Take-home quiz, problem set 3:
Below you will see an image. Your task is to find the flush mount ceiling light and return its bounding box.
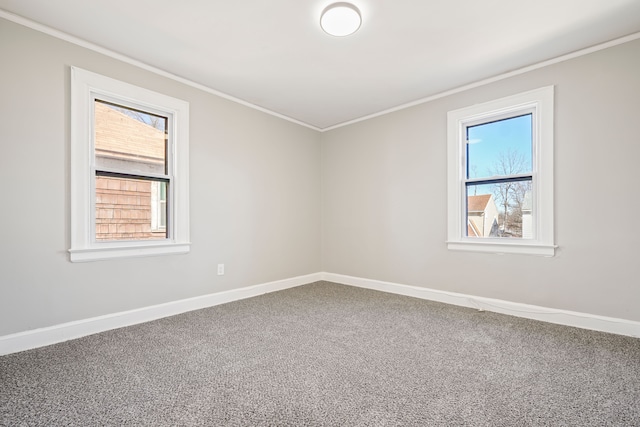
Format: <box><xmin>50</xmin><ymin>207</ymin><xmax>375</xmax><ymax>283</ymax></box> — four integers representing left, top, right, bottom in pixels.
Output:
<box><xmin>320</xmin><ymin>3</ymin><xmax>362</xmax><ymax>37</ymax></box>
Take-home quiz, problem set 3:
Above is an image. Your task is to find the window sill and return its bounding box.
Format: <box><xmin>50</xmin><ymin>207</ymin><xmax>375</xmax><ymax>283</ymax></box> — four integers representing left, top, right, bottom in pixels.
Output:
<box><xmin>447</xmin><ymin>240</ymin><xmax>556</xmax><ymax>257</ymax></box>
<box><xmin>69</xmin><ymin>242</ymin><xmax>190</xmax><ymax>262</ymax></box>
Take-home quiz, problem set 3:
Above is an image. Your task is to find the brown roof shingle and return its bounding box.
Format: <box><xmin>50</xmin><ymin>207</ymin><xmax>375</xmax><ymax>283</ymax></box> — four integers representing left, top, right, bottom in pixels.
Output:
<box><xmin>468</xmin><ymin>194</ymin><xmax>491</xmax><ymax>212</ymax></box>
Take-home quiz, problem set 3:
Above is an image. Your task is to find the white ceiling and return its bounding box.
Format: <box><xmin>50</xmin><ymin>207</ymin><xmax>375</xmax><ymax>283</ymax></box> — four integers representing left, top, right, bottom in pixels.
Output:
<box><xmin>2</xmin><ymin>0</ymin><xmax>640</xmax><ymax>130</ymax></box>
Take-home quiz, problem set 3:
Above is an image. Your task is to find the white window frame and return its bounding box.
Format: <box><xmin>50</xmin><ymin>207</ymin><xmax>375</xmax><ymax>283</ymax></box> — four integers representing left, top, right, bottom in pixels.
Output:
<box><xmin>447</xmin><ymin>86</ymin><xmax>555</xmax><ymax>256</ymax></box>
<box><xmin>70</xmin><ymin>67</ymin><xmax>190</xmax><ymax>262</ymax></box>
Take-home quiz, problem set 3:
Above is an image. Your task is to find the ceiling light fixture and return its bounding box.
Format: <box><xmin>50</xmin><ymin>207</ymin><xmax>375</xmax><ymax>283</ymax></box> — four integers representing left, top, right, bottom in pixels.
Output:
<box><xmin>320</xmin><ymin>3</ymin><xmax>362</xmax><ymax>37</ymax></box>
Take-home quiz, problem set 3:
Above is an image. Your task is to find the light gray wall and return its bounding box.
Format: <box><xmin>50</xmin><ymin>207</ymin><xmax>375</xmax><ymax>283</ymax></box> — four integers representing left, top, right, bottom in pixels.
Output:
<box><xmin>321</xmin><ymin>38</ymin><xmax>640</xmax><ymax>322</ymax></box>
<box><xmin>0</xmin><ymin>19</ymin><xmax>321</xmax><ymax>336</ymax></box>
<box><xmin>2</xmin><ymin>16</ymin><xmax>639</xmax><ymax>338</ymax></box>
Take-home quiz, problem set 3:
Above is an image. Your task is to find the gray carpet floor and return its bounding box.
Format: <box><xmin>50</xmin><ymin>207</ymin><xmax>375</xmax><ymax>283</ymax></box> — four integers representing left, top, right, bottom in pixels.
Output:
<box><xmin>1</xmin><ymin>281</ymin><xmax>639</xmax><ymax>426</ymax></box>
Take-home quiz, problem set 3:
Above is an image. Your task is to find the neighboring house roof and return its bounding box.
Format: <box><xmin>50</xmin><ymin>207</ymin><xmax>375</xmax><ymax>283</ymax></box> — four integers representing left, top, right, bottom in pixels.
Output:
<box><xmin>468</xmin><ymin>194</ymin><xmax>492</xmax><ymax>213</ymax></box>
<box><xmin>94</xmin><ymin>101</ymin><xmax>165</xmax><ymax>162</ymax></box>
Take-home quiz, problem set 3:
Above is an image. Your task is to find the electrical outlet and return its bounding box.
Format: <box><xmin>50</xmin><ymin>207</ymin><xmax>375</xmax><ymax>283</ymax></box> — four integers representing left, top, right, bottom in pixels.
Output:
<box><xmin>217</xmin><ymin>264</ymin><xmax>224</xmax><ymax>275</ymax></box>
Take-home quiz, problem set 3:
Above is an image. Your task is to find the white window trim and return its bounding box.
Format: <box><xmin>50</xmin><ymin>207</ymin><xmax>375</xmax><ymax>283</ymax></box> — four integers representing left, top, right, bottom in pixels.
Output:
<box><xmin>70</xmin><ymin>67</ymin><xmax>190</xmax><ymax>262</ymax></box>
<box><xmin>447</xmin><ymin>86</ymin><xmax>555</xmax><ymax>256</ymax></box>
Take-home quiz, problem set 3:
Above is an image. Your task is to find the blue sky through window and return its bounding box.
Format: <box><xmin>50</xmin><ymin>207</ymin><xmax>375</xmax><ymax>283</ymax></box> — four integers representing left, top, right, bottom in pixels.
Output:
<box><xmin>466</xmin><ymin>114</ymin><xmax>532</xmax><ymax>180</ymax></box>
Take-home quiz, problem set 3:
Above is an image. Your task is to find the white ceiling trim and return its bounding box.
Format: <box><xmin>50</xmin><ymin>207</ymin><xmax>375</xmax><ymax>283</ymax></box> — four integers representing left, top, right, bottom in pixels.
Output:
<box><xmin>0</xmin><ymin>9</ymin><xmax>322</xmax><ymax>132</ymax></box>
<box><xmin>3</xmin><ymin>9</ymin><xmax>639</xmax><ymax>133</ymax></box>
<box><xmin>322</xmin><ymin>31</ymin><xmax>640</xmax><ymax>132</ymax></box>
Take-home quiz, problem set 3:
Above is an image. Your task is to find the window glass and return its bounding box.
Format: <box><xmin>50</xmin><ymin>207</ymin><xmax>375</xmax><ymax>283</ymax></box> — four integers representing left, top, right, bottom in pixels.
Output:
<box><xmin>95</xmin><ymin>176</ymin><xmax>168</xmax><ymax>241</ymax></box>
<box><xmin>465</xmin><ymin>114</ymin><xmax>533</xmax><ymax>239</ymax></box>
<box><xmin>151</xmin><ymin>181</ymin><xmax>168</xmax><ymax>232</ymax></box>
<box><xmin>466</xmin><ymin>114</ymin><xmax>532</xmax><ymax>179</ymax></box>
<box><xmin>93</xmin><ymin>100</ymin><xmax>169</xmax><ymax>242</ymax></box>
<box><xmin>94</xmin><ymin>100</ymin><xmax>167</xmax><ymax>175</ymax></box>
<box><xmin>465</xmin><ymin>179</ymin><xmax>532</xmax><ymax>238</ymax></box>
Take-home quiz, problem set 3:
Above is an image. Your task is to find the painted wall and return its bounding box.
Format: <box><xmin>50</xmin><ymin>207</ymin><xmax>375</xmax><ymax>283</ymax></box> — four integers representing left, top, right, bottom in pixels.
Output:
<box><xmin>2</xmin><ymin>15</ymin><xmax>639</xmax><ymax>339</ymax></box>
<box><xmin>321</xmin><ymin>38</ymin><xmax>640</xmax><ymax>322</ymax></box>
<box><xmin>0</xmin><ymin>19</ymin><xmax>321</xmax><ymax>336</ymax></box>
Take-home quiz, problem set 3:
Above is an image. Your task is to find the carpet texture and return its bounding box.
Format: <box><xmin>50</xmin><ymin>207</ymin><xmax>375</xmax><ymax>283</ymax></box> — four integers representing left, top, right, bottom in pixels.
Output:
<box><xmin>1</xmin><ymin>281</ymin><xmax>639</xmax><ymax>426</ymax></box>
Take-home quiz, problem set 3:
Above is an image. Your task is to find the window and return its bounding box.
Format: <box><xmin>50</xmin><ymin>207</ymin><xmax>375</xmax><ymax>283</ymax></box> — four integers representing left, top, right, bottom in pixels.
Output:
<box><xmin>70</xmin><ymin>67</ymin><xmax>190</xmax><ymax>262</ymax></box>
<box><xmin>447</xmin><ymin>86</ymin><xmax>555</xmax><ymax>256</ymax></box>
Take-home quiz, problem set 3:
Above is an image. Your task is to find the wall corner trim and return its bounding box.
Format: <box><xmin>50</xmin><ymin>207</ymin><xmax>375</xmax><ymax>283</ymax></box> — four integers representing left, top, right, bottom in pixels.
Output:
<box><xmin>0</xmin><ymin>273</ymin><xmax>322</xmax><ymax>356</ymax></box>
<box><xmin>321</xmin><ymin>272</ymin><xmax>640</xmax><ymax>339</ymax></box>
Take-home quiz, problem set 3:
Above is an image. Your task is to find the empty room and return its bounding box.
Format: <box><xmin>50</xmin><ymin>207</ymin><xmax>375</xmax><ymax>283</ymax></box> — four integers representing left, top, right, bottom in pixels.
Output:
<box><xmin>1</xmin><ymin>1</ymin><xmax>639</xmax><ymax>425</ymax></box>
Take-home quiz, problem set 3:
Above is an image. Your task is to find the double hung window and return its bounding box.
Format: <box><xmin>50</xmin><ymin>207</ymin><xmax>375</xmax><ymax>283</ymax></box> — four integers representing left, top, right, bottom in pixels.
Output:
<box><xmin>70</xmin><ymin>67</ymin><xmax>190</xmax><ymax>262</ymax></box>
<box><xmin>447</xmin><ymin>86</ymin><xmax>555</xmax><ymax>256</ymax></box>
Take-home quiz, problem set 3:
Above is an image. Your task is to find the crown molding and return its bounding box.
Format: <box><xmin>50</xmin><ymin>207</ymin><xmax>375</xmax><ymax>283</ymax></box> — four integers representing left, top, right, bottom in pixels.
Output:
<box><xmin>0</xmin><ymin>9</ymin><xmax>322</xmax><ymax>132</ymax></box>
<box><xmin>2</xmin><ymin>9</ymin><xmax>639</xmax><ymax>132</ymax></box>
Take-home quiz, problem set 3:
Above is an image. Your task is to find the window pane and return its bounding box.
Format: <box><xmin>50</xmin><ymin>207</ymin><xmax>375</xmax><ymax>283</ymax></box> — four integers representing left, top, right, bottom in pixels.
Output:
<box><xmin>94</xmin><ymin>100</ymin><xmax>167</xmax><ymax>175</ymax></box>
<box><xmin>466</xmin><ymin>114</ymin><xmax>532</xmax><ymax>179</ymax></box>
<box><xmin>466</xmin><ymin>179</ymin><xmax>532</xmax><ymax>238</ymax></box>
<box><xmin>151</xmin><ymin>181</ymin><xmax>168</xmax><ymax>232</ymax></box>
<box><xmin>95</xmin><ymin>175</ymin><xmax>168</xmax><ymax>241</ymax></box>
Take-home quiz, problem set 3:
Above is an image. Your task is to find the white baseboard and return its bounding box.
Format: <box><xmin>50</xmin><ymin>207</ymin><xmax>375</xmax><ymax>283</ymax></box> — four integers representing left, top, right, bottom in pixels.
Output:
<box><xmin>3</xmin><ymin>271</ymin><xmax>637</xmax><ymax>356</ymax></box>
<box><xmin>0</xmin><ymin>273</ymin><xmax>322</xmax><ymax>356</ymax></box>
<box><xmin>322</xmin><ymin>272</ymin><xmax>640</xmax><ymax>339</ymax></box>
